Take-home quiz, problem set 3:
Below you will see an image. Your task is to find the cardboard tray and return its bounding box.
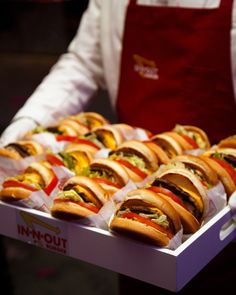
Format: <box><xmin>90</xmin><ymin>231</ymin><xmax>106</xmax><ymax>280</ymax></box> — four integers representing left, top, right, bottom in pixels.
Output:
<box><xmin>0</xmin><ymin>200</ymin><xmax>236</xmax><ymax>292</ymax></box>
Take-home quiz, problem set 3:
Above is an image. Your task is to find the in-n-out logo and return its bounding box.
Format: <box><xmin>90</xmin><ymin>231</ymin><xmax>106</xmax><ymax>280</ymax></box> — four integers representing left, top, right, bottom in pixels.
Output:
<box><xmin>133</xmin><ymin>54</ymin><xmax>159</xmax><ymax>80</ymax></box>
<box><xmin>17</xmin><ymin>211</ymin><xmax>68</xmax><ymax>255</ymax></box>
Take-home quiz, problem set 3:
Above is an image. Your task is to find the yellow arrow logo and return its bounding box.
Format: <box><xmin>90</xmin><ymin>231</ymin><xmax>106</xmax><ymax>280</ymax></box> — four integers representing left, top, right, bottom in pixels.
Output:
<box><xmin>20</xmin><ymin>211</ymin><xmax>61</xmax><ymax>235</ymax></box>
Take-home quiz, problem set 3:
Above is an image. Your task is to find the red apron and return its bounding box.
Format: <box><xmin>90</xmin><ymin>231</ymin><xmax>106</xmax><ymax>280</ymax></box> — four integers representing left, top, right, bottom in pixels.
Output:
<box><xmin>116</xmin><ymin>0</ymin><xmax>236</xmax><ymax>144</ymax></box>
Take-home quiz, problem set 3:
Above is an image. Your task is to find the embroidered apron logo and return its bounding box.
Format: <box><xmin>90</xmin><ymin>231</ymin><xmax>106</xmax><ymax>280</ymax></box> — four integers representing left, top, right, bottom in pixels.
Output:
<box><xmin>133</xmin><ymin>54</ymin><xmax>159</xmax><ymax>80</ymax></box>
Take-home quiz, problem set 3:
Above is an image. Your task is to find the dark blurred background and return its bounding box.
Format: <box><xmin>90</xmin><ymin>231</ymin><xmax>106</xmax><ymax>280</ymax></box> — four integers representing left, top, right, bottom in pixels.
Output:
<box><xmin>0</xmin><ymin>1</ymin><xmax>118</xmax><ymax>294</ymax></box>
<box><xmin>0</xmin><ymin>0</ymin><xmax>116</xmax><ymax>134</ymax></box>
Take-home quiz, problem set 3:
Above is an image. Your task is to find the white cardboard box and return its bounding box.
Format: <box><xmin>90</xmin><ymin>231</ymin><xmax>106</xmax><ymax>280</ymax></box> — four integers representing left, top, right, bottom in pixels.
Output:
<box><xmin>0</xmin><ymin>200</ymin><xmax>235</xmax><ymax>292</ymax></box>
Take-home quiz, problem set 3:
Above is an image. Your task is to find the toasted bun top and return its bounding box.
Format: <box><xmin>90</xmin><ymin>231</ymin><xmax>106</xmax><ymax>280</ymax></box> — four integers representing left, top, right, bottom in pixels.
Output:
<box><xmin>171</xmin><ymin>154</ymin><xmax>219</xmax><ymax>186</ymax></box>
<box><xmin>17</xmin><ymin>140</ymin><xmax>44</xmax><ymax>155</ymax></box>
<box><xmin>217</xmin><ymin>135</ymin><xmax>236</xmax><ymax>149</ymax></box>
<box><xmin>114</xmin><ymin>140</ymin><xmax>158</xmax><ymax>172</ymax></box>
<box><xmin>27</xmin><ymin>161</ymin><xmax>54</xmax><ymax>186</ymax></box>
<box><xmin>63</xmin><ymin>175</ymin><xmax>109</xmax><ymax>204</ymax></box>
<box><xmin>164</xmin><ymin>131</ymin><xmax>194</xmax><ymax>150</ymax></box>
<box><xmin>59</xmin><ymin>118</ymin><xmax>89</xmax><ymax>135</ymax></box>
<box><xmin>0</xmin><ymin>140</ymin><xmax>44</xmax><ymax>159</ymax></box>
<box><xmin>151</xmin><ymin>133</ymin><xmax>183</xmax><ymax>158</ymax></box>
<box><xmin>75</xmin><ymin>112</ymin><xmax>109</xmax><ymax>129</ymax></box>
<box><xmin>156</xmin><ymin>166</ymin><xmax>208</xmax><ymax>219</ymax></box>
<box><xmin>92</xmin><ymin>125</ymin><xmax>124</xmax><ymax>149</ymax></box>
<box><xmin>144</xmin><ymin>141</ymin><xmax>170</xmax><ymax>165</ymax></box>
<box><xmin>57</xmin><ymin>124</ymin><xmax>79</xmax><ymax>136</ymax></box>
<box><xmin>124</xmin><ymin>188</ymin><xmax>181</xmax><ymax>233</ymax></box>
<box><xmin>201</xmin><ymin>156</ymin><xmax>236</xmax><ymax>197</ymax></box>
<box><xmin>201</xmin><ymin>147</ymin><xmax>236</xmax><ymax>158</ymax></box>
<box><xmin>89</xmin><ymin>158</ymin><xmax>130</xmax><ymax>186</ymax></box>
<box><xmin>0</xmin><ymin>147</ymin><xmax>22</xmax><ymax>159</ymax></box>
<box><xmin>64</xmin><ymin>142</ymin><xmax>99</xmax><ymax>155</ymax></box>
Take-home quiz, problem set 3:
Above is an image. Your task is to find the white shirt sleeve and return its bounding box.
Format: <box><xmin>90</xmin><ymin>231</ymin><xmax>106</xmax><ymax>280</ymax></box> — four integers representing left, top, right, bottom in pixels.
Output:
<box><xmin>13</xmin><ymin>0</ymin><xmax>104</xmax><ymax>126</ymax></box>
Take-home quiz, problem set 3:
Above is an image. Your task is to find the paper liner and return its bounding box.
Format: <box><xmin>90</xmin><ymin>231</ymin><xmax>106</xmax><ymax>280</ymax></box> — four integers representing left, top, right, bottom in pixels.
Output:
<box><xmin>0</xmin><ymin>154</ymin><xmax>46</xmax><ymax>179</ymax></box>
<box><xmin>93</xmin><ymin>148</ymin><xmax>111</xmax><ymax>159</ymax></box>
<box><xmin>203</xmin><ymin>182</ymin><xmax>227</xmax><ymax>224</ymax></box>
<box><xmin>4</xmin><ymin>190</ymin><xmax>52</xmax><ymax>213</ymax></box>
<box><xmin>31</xmin><ymin>133</ymin><xmax>68</xmax><ymax>153</ymax></box>
<box><xmin>228</xmin><ymin>191</ymin><xmax>236</xmax><ymax>222</ymax></box>
<box><xmin>80</xmin><ymin>180</ymin><xmax>138</xmax><ymax>229</ymax></box>
<box><xmin>0</xmin><ymin>165</ymin><xmax>75</xmax><ymax>213</ymax></box>
<box><xmin>167</xmin><ymin>227</ymin><xmax>183</xmax><ymax>250</ymax></box>
<box><xmin>119</xmin><ymin>127</ymin><xmax>149</xmax><ymax>141</ymax></box>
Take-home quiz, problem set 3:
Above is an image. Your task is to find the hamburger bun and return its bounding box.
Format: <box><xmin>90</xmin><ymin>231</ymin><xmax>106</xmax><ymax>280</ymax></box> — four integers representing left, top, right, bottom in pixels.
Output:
<box><xmin>0</xmin><ymin>140</ymin><xmax>44</xmax><ymax>159</ymax></box>
<box><xmin>0</xmin><ymin>161</ymin><xmax>55</xmax><ymax>201</ymax></box>
<box><xmin>109</xmin><ymin>140</ymin><xmax>158</xmax><ymax>182</ymax></box>
<box><xmin>51</xmin><ymin>175</ymin><xmax>109</xmax><ymax>219</ymax></box>
<box><xmin>151</xmin><ymin>133</ymin><xmax>183</xmax><ymax>159</ymax></box>
<box><xmin>110</xmin><ymin>188</ymin><xmax>181</xmax><ymax>247</ymax></box>
<box><xmin>201</xmin><ymin>148</ymin><xmax>236</xmax><ymax>197</ymax></box>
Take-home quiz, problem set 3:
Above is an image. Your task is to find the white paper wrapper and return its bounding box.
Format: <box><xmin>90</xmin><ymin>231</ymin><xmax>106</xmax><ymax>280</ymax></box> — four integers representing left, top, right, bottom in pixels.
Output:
<box><xmin>184</xmin><ymin>148</ymin><xmax>205</xmax><ymax>156</ymax></box>
<box><xmin>203</xmin><ymin>181</ymin><xmax>227</xmax><ymax>224</ymax></box>
<box><xmin>83</xmin><ymin>180</ymin><xmax>138</xmax><ymax>229</ymax></box>
<box><xmin>0</xmin><ymin>154</ymin><xmax>46</xmax><ymax>180</ymax></box>
<box><xmin>132</xmin><ymin>128</ymin><xmax>150</xmax><ymax>140</ymax></box>
<box><xmin>167</xmin><ymin>227</ymin><xmax>183</xmax><ymax>250</ymax></box>
<box><xmin>118</xmin><ymin>127</ymin><xmax>149</xmax><ymax>141</ymax></box>
<box><xmin>51</xmin><ymin>166</ymin><xmax>75</xmax><ymax>189</ymax></box>
<box><xmin>31</xmin><ymin>133</ymin><xmax>68</xmax><ymax>153</ymax></box>
<box><xmin>6</xmin><ymin>190</ymin><xmax>52</xmax><ymax>213</ymax></box>
<box><xmin>228</xmin><ymin>191</ymin><xmax>236</xmax><ymax>222</ymax></box>
<box><xmin>94</xmin><ymin>148</ymin><xmax>111</xmax><ymax>159</ymax></box>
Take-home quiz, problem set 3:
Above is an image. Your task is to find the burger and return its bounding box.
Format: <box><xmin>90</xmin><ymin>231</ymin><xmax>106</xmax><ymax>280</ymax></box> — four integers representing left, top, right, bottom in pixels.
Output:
<box><xmin>109</xmin><ymin>188</ymin><xmax>181</xmax><ymax>247</ymax></box>
<box><xmin>143</xmin><ymin>140</ymin><xmax>171</xmax><ymax>165</ymax></box>
<box><xmin>73</xmin><ymin>112</ymin><xmax>109</xmax><ymax>129</ymax></box>
<box><xmin>0</xmin><ymin>140</ymin><xmax>44</xmax><ymax>159</ymax></box>
<box><xmin>149</xmin><ymin>165</ymin><xmax>209</xmax><ymax>233</ymax></box>
<box><xmin>82</xmin><ymin>125</ymin><xmax>125</xmax><ymax>150</ymax></box>
<box><xmin>170</xmin><ymin>154</ymin><xmax>219</xmax><ymax>189</ymax></box>
<box><xmin>150</xmin><ymin>132</ymin><xmax>183</xmax><ymax>159</ymax></box>
<box><xmin>0</xmin><ymin>161</ymin><xmax>58</xmax><ymax>201</ymax></box>
<box><xmin>109</xmin><ymin>140</ymin><xmax>159</xmax><ymax>182</ymax></box>
<box><xmin>82</xmin><ymin>158</ymin><xmax>130</xmax><ymax>197</ymax></box>
<box><xmin>201</xmin><ymin>148</ymin><xmax>236</xmax><ymax>197</ymax></box>
<box><xmin>57</xmin><ymin>116</ymin><xmax>90</xmax><ymax>136</ymax></box>
<box><xmin>46</xmin><ymin>147</ymin><xmax>93</xmax><ymax>175</ymax></box>
<box><xmin>172</xmin><ymin>124</ymin><xmax>211</xmax><ymax>150</ymax></box>
<box><xmin>51</xmin><ymin>175</ymin><xmax>109</xmax><ymax>219</ymax></box>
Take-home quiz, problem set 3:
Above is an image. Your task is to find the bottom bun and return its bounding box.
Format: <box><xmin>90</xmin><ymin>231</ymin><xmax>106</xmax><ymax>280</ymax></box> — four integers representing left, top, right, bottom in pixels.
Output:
<box><xmin>51</xmin><ymin>201</ymin><xmax>97</xmax><ymax>219</ymax></box>
<box><xmin>0</xmin><ymin>187</ymin><xmax>32</xmax><ymax>201</ymax></box>
<box><xmin>110</xmin><ymin>216</ymin><xmax>170</xmax><ymax>247</ymax></box>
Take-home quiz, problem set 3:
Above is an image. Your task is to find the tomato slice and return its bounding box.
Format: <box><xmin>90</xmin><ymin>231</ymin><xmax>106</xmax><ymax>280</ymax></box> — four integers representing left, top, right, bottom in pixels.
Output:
<box><xmin>92</xmin><ymin>177</ymin><xmax>122</xmax><ymax>189</ymax></box>
<box><xmin>56</xmin><ymin>135</ymin><xmax>100</xmax><ymax>149</ymax></box>
<box><xmin>43</xmin><ymin>175</ymin><xmax>59</xmax><ymax>195</ymax></box>
<box><xmin>212</xmin><ymin>158</ymin><xmax>236</xmax><ymax>184</ymax></box>
<box><xmin>54</xmin><ymin>198</ymin><xmax>99</xmax><ymax>213</ymax></box>
<box><xmin>46</xmin><ymin>154</ymin><xmax>65</xmax><ymax>166</ymax></box>
<box><xmin>148</xmin><ymin>186</ymin><xmax>187</xmax><ymax>209</ymax></box>
<box><xmin>3</xmin><ymin>179</ymin><xmax>39</xmax><ymax>192</ymax></box>
<box><xmin>122</xmin><ymin>212</ymin><xmax>173</xmax><ymax>239</ymax></box>
<box><xmin>181</xmin><ymin>134</ymin><xmax>199</xmax><ymax>149</ymax></box>
<box><xmin>115</xmin><ymin>159</ymin><xmax>148</xmax><ymax>179</ymax></box>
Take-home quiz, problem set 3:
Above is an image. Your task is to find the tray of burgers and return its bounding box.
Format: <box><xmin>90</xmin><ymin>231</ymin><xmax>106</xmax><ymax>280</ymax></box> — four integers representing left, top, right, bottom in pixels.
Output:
<box><xmin>0</xmin><ymin>111</ymin><xmax>236</xmax><ymax>292</ymax></box>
